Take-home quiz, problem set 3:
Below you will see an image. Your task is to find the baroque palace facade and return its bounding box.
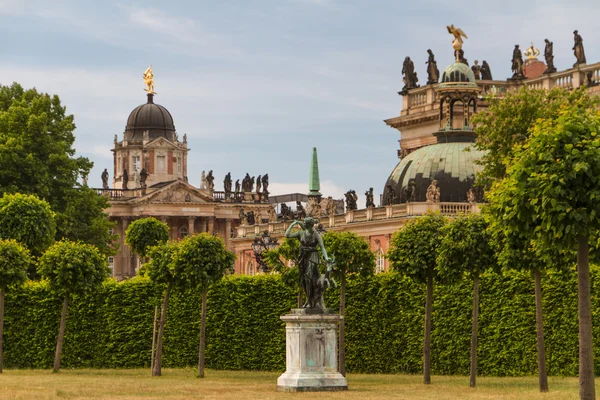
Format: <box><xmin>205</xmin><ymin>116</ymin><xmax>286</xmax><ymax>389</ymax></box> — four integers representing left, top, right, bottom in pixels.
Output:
<box><xmin>99</xmin><ymin>39</ymin><xmax>600</xmax><ymax>279</ymax></box>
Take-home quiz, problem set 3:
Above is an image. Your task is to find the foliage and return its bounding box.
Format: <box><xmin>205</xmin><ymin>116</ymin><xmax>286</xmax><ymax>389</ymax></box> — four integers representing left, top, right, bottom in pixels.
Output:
<box><xmin>0</xmin><ymin>193</ymin><xmax>55</xmax><ymax>257</ymax></box>
<box><xmin>437</xmin><ymin>214</ymin><xmax>497</xmax><ymax>281</ymax></box>
<box><xmin>387</xmin><ymin>213</ymin><xmax>447</xmax><ymax>283</ymax></box>
<box><xmin>125</xmin><ymin>217</ymin><xmax>170</xmax><ymax>260</ymax></box>
<box><xmin>145</xmin><ymin>241</ymin><xmax>180</xmax><ymax>286</ymax></box>
<box><xmin>0</xmin><ymin>239</ymin><xmax>31</xmax><ymax>291</ymax></box>
<box><xmin>322</xmin><ymin>231</ymin><xmax>375</xmax><ymax>279</ymax></box>
<box><xmin>38</xmin><ymin>240</ymin><xmax>108</xmax><ymax>297</ymax></box>
<box><xmin>473</xmin><ymin>86</ymin><xmax>600</xmax><ymax>188</ymax></box>
<box><xmin>263</xmin><ymin>237</ymin><xmax>300</xmax><ymax>289</ymax></box>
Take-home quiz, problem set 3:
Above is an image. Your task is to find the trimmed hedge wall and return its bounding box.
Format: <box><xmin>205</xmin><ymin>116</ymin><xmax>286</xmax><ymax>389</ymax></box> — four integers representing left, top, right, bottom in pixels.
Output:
<box><xmin>3</xmin><ymin>268</ymin><xmax>600</xmax><ymax>375</ymax></box>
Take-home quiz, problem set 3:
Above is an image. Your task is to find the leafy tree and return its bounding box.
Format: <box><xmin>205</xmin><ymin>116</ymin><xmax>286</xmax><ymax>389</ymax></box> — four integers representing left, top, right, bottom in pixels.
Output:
<box><xmin>486</xmin><ymin>100</ymin><xmax>600</xmax><ymax>400</ymax></box>
<box><xmin>146</xmin><ymin>241</ymin><xmax>181</xmax><ymax>376</ymax></box>
<box><xmin>387</xmin><ymin>213</ymin><xmax>446</xmax><ymax>384</ymax></box>
<box><xmin>0</xmin><ymin>239</ymin><xmax>31</xmax><ymax>373</ymax></box>
<box><xmin>38</xmin><ymin>240</ymin><xmax>108</xmax><ymax>372</ymax></box>
<box><xmin>0</xmin><ymin>193</ymin><xmax>56</xmax><ymax>256</ymax></box>
<box><xmin>0</xmin><ymin>83</ymin><xmax>115</xmax><ymax>253</ymax></box>
<box><xmin>175</xmin><ymin>233</ymin><xmax>235</xmax><ymax>377</ymax></box>
<box><xmin>436</xmin><ymin>214</ymin><xmax>497</xmax><ymax>388</ymax></box>
<box><xmin>125</xmin><ymin>217</ymin><xmax>170</xmax><ymax>261</ymax></box>
<box><xmin>323</xmin><ymin>230</ymin><xmax>375</xmax><ymax>377</ymax></box>
<box><xmin>264</xmin><ymin>237</ymin><xmax>301</xmax><ymax>307</ymax></box>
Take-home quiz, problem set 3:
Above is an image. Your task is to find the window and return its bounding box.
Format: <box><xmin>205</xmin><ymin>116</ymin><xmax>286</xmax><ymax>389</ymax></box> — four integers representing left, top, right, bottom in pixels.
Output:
<box><xmin>107</xmin><ymin>257</ymin><xmax>114</xmax><ymax>277</ymax></box>
<box><xmin>375</xmin><ymin>249</ymin><xmax>385</xmax><ymax>274</ymax></box>
<box><xmin>179</xmin><ymin>226</ymin><xmax>188</xmax><ymax>239</ymax></box>
<box><xmin>132</xmin><ymin>155</ymin><xmax>141</xmax><ymax>172</ymax></box>
<box><xmin>157</xmin><ymin>155</ymin><xmax>166</xmax><ymax>173</ymax></box>
<box><xmin>176</xmin><ymin>157</ymin><xmax>182</xmax><ymax>173</ymax></box>
<box><xmin>246</xmin><ymin>259</ymin><xmax>254</xmax><ymax>276</ymax></box>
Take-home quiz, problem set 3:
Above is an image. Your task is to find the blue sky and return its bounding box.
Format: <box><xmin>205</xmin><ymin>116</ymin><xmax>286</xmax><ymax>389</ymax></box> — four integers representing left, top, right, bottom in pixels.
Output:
<box><xmin>1</xmin><ymin>0</ymin><xmax>599</xmax><ymax>205</ymax></box>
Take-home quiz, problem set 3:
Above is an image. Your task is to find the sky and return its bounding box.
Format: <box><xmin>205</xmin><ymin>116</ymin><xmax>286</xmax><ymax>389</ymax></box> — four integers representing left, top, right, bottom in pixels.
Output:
<box><xmin>1</xmin><ymin>0</ymin><xmax>599</xmax><ymax>207</ymax></box>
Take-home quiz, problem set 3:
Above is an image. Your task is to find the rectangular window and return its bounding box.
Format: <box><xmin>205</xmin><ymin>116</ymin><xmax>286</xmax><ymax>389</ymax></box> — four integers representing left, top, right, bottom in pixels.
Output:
<box><xmin>132</xmin><ymin>155</ymin><xmax>141</xmax><ymax>172</ymax></box>
<box><xmin>175</xmin><ymin>157</ymin><xmax>182</xmax><ymax>174</ymax></box>
<box><xmin>157</xmin><ymin>155</ymin><xmax>166</xmax><ymax>173</ymax></box>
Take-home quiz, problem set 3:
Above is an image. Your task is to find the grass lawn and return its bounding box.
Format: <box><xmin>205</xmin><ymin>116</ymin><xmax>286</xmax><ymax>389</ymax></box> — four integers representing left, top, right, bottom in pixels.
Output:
<box><xmin>0</xmin><ymin>369</ymin><xmax>588</xmax><ymax>400</ymax></box>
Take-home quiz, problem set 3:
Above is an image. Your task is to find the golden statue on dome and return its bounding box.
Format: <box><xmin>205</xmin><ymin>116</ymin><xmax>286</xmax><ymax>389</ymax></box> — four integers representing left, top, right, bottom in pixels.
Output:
<box><xmin>447</xmin><ymin>24</ymin><xmax>468</xmax><ymax>61</ymax></box>
<box><xmin>524</xmin><ymin>42</ymin><xmax>540</xmax><ymax>60</ymax></box>
<box><xmin>143</xmin><ymin>65</ymin><xmax>156</xmax><ymax>95</ymax></box>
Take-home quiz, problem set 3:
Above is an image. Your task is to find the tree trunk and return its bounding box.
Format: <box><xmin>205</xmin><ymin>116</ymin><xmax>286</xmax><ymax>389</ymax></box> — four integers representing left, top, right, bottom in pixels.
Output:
<box><xmin>150</xmin><ymin>305</ymin><xmax>158</xmax><ymax>374</ymax></box>
<box><xmin>469</xmin><ymin>273</ymin><xmax>479</xmax><ymax>388</ymax></box>
<box><xmin>153</xmin><ymin>283</ymin><xmax>172</xmax><ymax>377</ymax></box>
<box><xmin>53</xmin><ymin>295</ymin><xmax>69</xmax><ymax>373</ymax></box>
<box><xmin>533</xmin><ymin>268</ymin><xmax>548</xmax><ymax>392</ymax></box>
<box><xmin>0</xmin><ymin>289</ymin><xmax>4</xmax><ymax>374</ymax></box>
<box><xmin>297</xmin><ymin>289</ymin><xmax>302</xmax><ymax>309</ymax></box>
<box><xmin>339</xmin><ymin>274</ymin><xmax>346</xmax><ymax>377</ymax></box>
<box><xmin>198</xmin><ymin>288</ymin><xmax>208</xmax><ymax>378</ymax></box>
<box><xmin>577</xmin><ymin>235</ymin><xmax>596</xmax><ymax>400</ymax></box>
<box><xmin>424</xmin><ymin>272</ymin><xmax>433</xmax><ymax>385</ymax></box>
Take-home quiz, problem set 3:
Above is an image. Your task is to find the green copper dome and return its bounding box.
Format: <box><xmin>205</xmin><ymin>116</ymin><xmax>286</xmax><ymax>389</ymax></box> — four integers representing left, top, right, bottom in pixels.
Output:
<box><xmin>439</xmin><ymin>62</ymin><xmax>477</xmax><ymax>88</ymax></box>
<box><xmin>383</xmin><ymin>142</ymin><xmax>485</xmax><ymax>204</ymax></box>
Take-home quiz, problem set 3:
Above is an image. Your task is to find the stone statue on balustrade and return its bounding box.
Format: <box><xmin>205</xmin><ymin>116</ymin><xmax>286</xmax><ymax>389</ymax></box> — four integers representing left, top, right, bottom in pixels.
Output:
<box><xmin>242</xmin><ymin>173</ymin><xmax>250</xmax><ymax>192</ymax></box>
<box><xmin>281</xmin><ymin>203</ymin><xmax>293</xmax><ymax>221</ymax></box>
<box><xmin>206</xmin><ymin>170</ymin><xmax>215</xmax><ymax>191</ymax></box>
<box><xmin>325</xmin><ymin>196</ymin><xmax>337</xmax><ymax>216</ymax></box>
<box><xmin>234</xmin><ymin>179</ymin><xmax>241</xmax><ymax>197</ymax></box>
<box><xmin>239</xmin><ymin>208</ymin><xmax>247</xmax><ymax>225</ymax></box>
<box><xmin>467</xmin><ymin>188</ymin><xmax>476</xmax><ymax>204</ymax></box>
<box><xmin>140</xmin><ymin>168</ymin><xmax>148</xmax><ymax>187</ymax></box>
<box><xmin>201</xmin><ymin>170</ymin><xmax>207</xmax><ymax>190</ymax></box>
<box><xmin>250</xmin><ymin>176</ymin><xmax>255</xmax><ymax>192</ymax></box>
<box><xmin>285</xmin><ymin>217</ymin><xmax>334</xmax><ymax>311</ymax></box>
<box><xmin>544</xmin><ymin>39</ymin><xmax>557</xmax><ymax>74</ymax></box>
<box><xmin>344</xmin><ymin>190</ymin><xmax>358</xmax><ymax>211</ymax></box>
<box><xmin>404</xmin><ymin>179</ymin><xmax>416</xmax><ymax>203</ymax></box>
<box><xmin>480</xmin><ymin>60</ymin><xmax>493</xmax><ymax>80</ymax></box>
<box><xmin>426</xmin><ymin>49</ymin><xmax>439</xmax><ymax>85</ymax></box>
<box><xmin>101</xmin><ymin>168</ymin><xmax>109</xmax><ymax>189</ymax></box>
<box><xmin>296</xmin><ymin>201</ymin><xmax>307</xmax><ymax>219</ymax></box>
<box><xmin>573</xmin><ymin>30</ymin><xmax>586</xmax><ymax>67</ymax></box>
<box><xmin>268</xmin><ymin>206</ymin><xmax>277</xmax><ymax>222</ymax></box>
<box><xmin>426</xmin><ymin>180</ymin><xmax>440</xmax><ymax>203</ymax></box>
<box><xmin>246</xmin><ymin>211</ymin><xmax>255</xmax><ymax>226</ymax></box>
<box><xmin>471</xmin><ymin>60</ymin><xmax>481</xmax><ymax>80</ymax></box>
<box><xmin>365</xmin><ymin>187</ymin><xmax>375</xmax><ymax>208</ymax></box>
<box><xmin>262</xmin><ymin>174</ymin><xmax>269</xmax><ymax>193</ymax></box>
<box><xmin>385</xmin><ymin>184</ymin><xmax>395</xmax><ymax>205</ymax></box>
<box><xmin>401</xmin><ymin>56</ymin><xmax>419</xmax><ymax>94</ymax></box>
<box><xmin>254</xmin><ymin>207</ymin><xmax>263</xmax><ymax>225</ymax></box>
<box><xmin>224</xmin><ymin>172</ymin><xmax>232</xmax><ymax>197</ymax></box>
<box><xmin>122</xmin><ymin>169</ymin><xmax>129</xmax><ymax>189</ymax></box>
<box><xmin>511</xmin><ymin>45</ymin><xmax>525</xmax><ymax>80</ymax></box>
<box><xmin>256</xmin><ymin>175</ymin><xmax>262</xmax><ymax>193</ymax></box>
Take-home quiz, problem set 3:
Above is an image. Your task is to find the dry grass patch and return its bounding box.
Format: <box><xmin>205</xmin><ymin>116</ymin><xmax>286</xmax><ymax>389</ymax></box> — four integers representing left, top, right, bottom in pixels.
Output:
<box><xmin>0</xmin><ymin>369</ymin><xmax>586</xmax><ymax>400</ymax></box>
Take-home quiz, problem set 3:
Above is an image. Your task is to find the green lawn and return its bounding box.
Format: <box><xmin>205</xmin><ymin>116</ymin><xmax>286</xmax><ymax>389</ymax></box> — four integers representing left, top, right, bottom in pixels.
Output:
<box><xmin>0</xmin><ymin>369</ymin><xmax>589</xmax><ymax>399</ymax></box>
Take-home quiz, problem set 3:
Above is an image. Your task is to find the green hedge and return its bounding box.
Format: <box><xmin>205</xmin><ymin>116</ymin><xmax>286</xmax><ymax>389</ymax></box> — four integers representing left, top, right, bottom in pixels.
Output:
<box><xmin>3</xmin><ymin>268</ymin><xmax>600</xmax><ymax>375</ymax></box>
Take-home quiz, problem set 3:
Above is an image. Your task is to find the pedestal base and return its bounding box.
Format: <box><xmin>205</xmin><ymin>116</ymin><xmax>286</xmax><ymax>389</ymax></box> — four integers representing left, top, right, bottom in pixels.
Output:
<box><xmin>276</xmin><ymin>310</ymin><xmax>348</xmax><ymax>392</ymax></box>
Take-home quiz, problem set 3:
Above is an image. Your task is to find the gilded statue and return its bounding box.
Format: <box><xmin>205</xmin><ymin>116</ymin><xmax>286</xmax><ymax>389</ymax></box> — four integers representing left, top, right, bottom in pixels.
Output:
<box><xmin>143</xmin><ymin>65</ymin><xmax>156</xmax><ymax>94</ymax></box>
<box><xmin>446</xmin><ymin>24</ymin><xmax>468</xmax><ymax>61</ymax></box>
<box><xmin>523</xmin><ymin>43</ymin><xmax>540</xmax><ymax>60</ymax></box>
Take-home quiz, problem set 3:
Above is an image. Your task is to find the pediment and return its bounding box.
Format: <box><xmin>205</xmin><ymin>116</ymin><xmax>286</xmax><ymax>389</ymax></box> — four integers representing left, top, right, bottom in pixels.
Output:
<box><xmin>144</xmin><ymin>137</ymin><xmax>180</xmax><ymax>150</ymax></box>
<box><xmin>134</xmin><ymin>181</ymin><xmax>214</xmax><ymax>204</ymax></box>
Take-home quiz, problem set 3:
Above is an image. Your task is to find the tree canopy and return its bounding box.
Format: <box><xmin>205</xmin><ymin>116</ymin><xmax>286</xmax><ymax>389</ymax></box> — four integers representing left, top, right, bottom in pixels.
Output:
<box><xmin>125</xmin><ymin>217</ymin><xmax>170</xmax><ymax>260</ymax></box>
<box><xmin>0</xmin><ymin>239</ymin><xmax>31</xmax><ymax>292</ymax></box>
<box><xmin>323</xmin><ymin>231</ymin><xmax>375</xmax><ymax>279</ymax></box>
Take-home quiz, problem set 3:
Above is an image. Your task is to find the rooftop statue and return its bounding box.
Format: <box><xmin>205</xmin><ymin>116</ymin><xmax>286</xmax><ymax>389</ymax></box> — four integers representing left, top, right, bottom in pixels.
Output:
<box><xmin>447</xmin><ymin>24</ymin><xmax>468</xmax><ymax>62</ymax></box>
<box><xmin>425</xmin><ymin>49</ymin><xmax>439</xmax><ymax>85</ymax></box>
<box><xmin>471</xmin><ymin>60</ymin><xmax>481</xmax><ymax>80</ymax></box>
<box><xmin>143</xmin><ymin>65</ymin><xmax>156</xmax><ymax>95</ymax></box>
<box><xmin>426</xmin><ymin>180</ymin><xmax>440</xmax><ymax>203</ymax></box>
<box><xmin>543</xmin><ymin>39</ymin><xmax>557</xmax><ymax>74</ymax></box>
<box><xmin>401</xmin><ymin>57</ymin><xmax>419</xmax><ymax>93</ymax></box>
<box><xmin>101</xmin><ymin>168</ymin><xmax>109</xmax><ymax>189</ymax></box>
<box><xmin>480</xmin><ymin>60</ymin><xmax>493</xmax><ymax>80</ymax></box>
<box><xmin>511</xmin><ymin>45</ymin><xmax>525</xmax><ymax>80</ymax></box>
<box><xmin>524</xmin><ymin>43</ymin><xmax>540</xmax><ymax>60</ymax></box>
<box><xmin>573</xmin><ymin>30</ymin><xmax>586</xmax><ymax>67</ymax></box>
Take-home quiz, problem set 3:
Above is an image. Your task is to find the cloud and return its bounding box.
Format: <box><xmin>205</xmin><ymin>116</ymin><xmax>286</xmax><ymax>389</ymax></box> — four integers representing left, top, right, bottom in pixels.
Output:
<box><xmin>268</xmin><ymin>180</ymin><xmax>346</xmax><ymax>200</ymax></box>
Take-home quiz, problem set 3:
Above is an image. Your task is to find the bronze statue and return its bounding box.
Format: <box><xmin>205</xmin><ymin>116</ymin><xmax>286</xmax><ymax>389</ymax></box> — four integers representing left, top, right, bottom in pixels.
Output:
<box><xmin>480</xmin><ymin>60</ymin><xmax>493</xmax><ymax>80</ymax></box>
<box><xmin>224</xmin><ymin>172</ymin><xmax>232</xmax><ymax>197</ymax></box>
<box><xmin>285</xmin><ymin>217</ymin><xmax>334</xmax><ymax>311</ymax></box>
<box><xmin>256</xmin><ymin>174</ymin><xmax>262</xmax><ymax>193</ymax></box>
<box><xmin>365</xmin><ymin>187</ymin><xmax>375</xmax><ymax>208</ymax></box>
<box><xmin>401</xmin><ymin>57</ymin><xmax>419</xmax><ymax>93</ymax></box>
<box><xmin>122</xmin><ymin>169</ymin><xmax>128</xmax><ymax>189</ymax></box>
<box><xmin>206</xmin><ymin>170</ymin><xmax>215</xmax><ymax>191</ymax></box>
<box><xmin>543</xmin><ymin>39</ymin><xmax>557</xmax><ymax>74</ymax></box>
<box><xmin>426</xmin><ymin>49</ymin><xmax>439</xmax><ymax>85</ymax></box>
<box><xmin>573</xmin><ymin>30</ymin><xmax>586</xmax><ymax>67</ymax></box>
<box><xmin>511</xmin><ymin>45</ymin><xmax>525</xmax><ymax>80</ymax></box>
<box><xmin>385</xmin><ymin>184</ymin><xmax>395</xmax><ymax>205</ymax></box>
<box><xmin>139</xmin><ymin>168</ymin><xmax>148</xmax><ymax>187</ymax></box>
<box><xmin>262</xmin><ymin>174</ymin><xmax>269</xmax><ymax>193</ymax></box>
<box><xmin>101</xmin><ymin>168</ymin><xmax>109</xmax><ymax>189</ymax></box>
<box><xmin>471</xmin><ymin>60</ymin><xmax>481</xmax><ymax>80</ymax></box>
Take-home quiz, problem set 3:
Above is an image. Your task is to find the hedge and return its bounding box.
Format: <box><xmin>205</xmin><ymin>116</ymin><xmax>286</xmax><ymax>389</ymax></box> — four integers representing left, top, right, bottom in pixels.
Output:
<box><xmin>2</xmin><ymin>268</ymin><xmax>600</xmax><ymax>375</ymax></box>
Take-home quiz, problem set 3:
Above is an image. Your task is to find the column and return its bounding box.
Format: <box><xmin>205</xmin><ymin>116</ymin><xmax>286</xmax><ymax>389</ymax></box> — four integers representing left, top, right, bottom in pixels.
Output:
<box><xmin>188</xmin><ymin>216</ymin><xmax>195</xmax><ymax>235</ymax></box>
<box><xmin>225</xmin><ymin>218</ymin><xmax>232</xmax><ymax>250</ymax></box>
<box><xmin>208</xmin><ymin>216</ymin><xmax>215</xmax><ymax>235</ymax></box>
<box><xmin>169</xmin><ymin>217</ymin><xmax>178</xmax><ymax>240</ymax></box>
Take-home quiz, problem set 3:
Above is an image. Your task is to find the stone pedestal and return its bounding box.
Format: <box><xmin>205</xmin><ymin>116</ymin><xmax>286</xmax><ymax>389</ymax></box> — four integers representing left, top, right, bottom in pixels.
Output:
<box><xmin>277</xmin><ymin>310</ymin><xmax>348</xmax><ymax>392</ymax></box>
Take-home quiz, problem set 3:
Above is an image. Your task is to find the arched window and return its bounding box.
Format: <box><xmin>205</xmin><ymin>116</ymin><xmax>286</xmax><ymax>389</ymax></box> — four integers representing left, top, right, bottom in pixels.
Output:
<box><xmin>375</xmin><ymin>249</ymin><xmax>385</xmax><ymax>274</ymax></box>
<box><xmin>179</xmin><ymin>226</ymin><xmax>188</xmax><ymax>239</ymax></box>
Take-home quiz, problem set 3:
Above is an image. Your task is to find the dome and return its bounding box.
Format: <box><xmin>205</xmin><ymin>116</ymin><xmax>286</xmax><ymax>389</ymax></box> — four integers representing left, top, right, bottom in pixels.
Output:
<box><xmin>383</xmin><ymin>142</ymin><xmax>485</xmax><ymax>204</ymax></box>
<box><xmin>124</xmin><ymin>94</ymin><xmax>175</xmax><ymax>142</ymax></box>
<box><xmin>440</xmin><ymin>62</ymin><xmax>477</xmax><ymax>87</ymax></box>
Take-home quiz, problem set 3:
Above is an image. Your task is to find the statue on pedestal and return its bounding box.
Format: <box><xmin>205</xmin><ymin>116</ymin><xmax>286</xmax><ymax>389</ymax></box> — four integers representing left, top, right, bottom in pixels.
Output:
<box><xmin>447</xmin><ymin>24</ymin><xmax>468</xmax><ymax>60</ymax></box>
<box><xmin>385</xmin><ymin>184</ymin><xmax>395</xmax><ymax>205</ymax></box>
<box><xmin>471</xmin><ymin>60</ymin><xmax>481</xmax><ymax>80</ymax></box>
<box><xmin>224</xmin><ymin>172</ymin><xmax>232</xmax><ymax>197</ymax></box>
<box><xmin>206</xmin><ymin>170</ymin><xmax>215</xmax><ymax>191</ymax></box>
<box><xmin>511</xmin><ymin>45</ymin><xmax>525</xmax><ymax>80</ymax></box>
<box><xmin>344</xmin><ymin>190</ymin><xmax>358</xmax><ymax>211</ymax></box>
<box><xmin>467</xmin><ymin>188</ymin><xmax>476</xmax><ymax>204</ymax></box>
<box><xmin>296</xmin><ymin>201</ymin><xmax>307</xmax><ymax>219</ymax></box>
<box><xmin>140</xmin><ymin>168</ymin><xmax>148</xmax><ymax>187</ymax></box>
<box><xmin>256</xmin><ymin>174</ymin><xmax>262</xmax><ymax>193</ymax></box>
<box><xmin>101</xmin><ymin>169</ymin><xmax>109</xmax><ymax>189</ymax></box>
<box><xmin>573</xmin><ymin>30</ymin><xmax>586</xmax><ymax>67</ymax></box>
<box><xmin>262</xmin><ymin>174</ymin><xmax>269</xmax><ymax>193</ymax></box>
<box><xmin>401</xmin><ymin>57</ymin><xmax>419</xmax><ymax>93</ymax></box>
<box><xmin>239</xmin><ymin>208</ymin><xmax>246</xmax><ymax>225</ymax></box>
<box><xmin>122</xmin><ymin>169</ymin><xmax>129</xmax><ymax>189</ymax></box>
<box><xmin>544</xmin><ymin>39</ymin><xmax>557</xmax><ymax>74</ymax></box>
<box><xmin>201</xmin><ymin>170</ymin><xmax>207</xmax><ymax>190</ymax></box>
<box><xmin>268</xmin><ymin>206</ymin><xmax>277</xmax><ymax>222</ymax></box>
<box><xmin>281</xmin><ymin>203</ymin><xmax>293</xmax><ymax>221</ymax></box>
<box><xmin>365</xmin><ymin>187</ymin><xmax>375</xmax><ymax>208</ymax></box>
<box><xmin>426</xmin><ymin>49</ymin><xmax>439</xmax><ymax>85</ymax></box>
<box><xmin>254</xmin><ymin>207</ymin><xmax>263</xmax><ymax>225</ymax></box>
<box><xmin>250</xmin><ymin>176</ymin><xmax>255</xmax><ymax>192</ymax></box>
<box><xmin>426</xmin><ymin>180</ymin><xmax>440</xmax><ymax>203</ymax></box>
<box><xmin>480</xmin><ymin>60</ymin><xmax>493</xmax><ymax>80</ymax></box>
<box><xmin>326</xmin><ymin>196</ymin><xmax>337</xmax><ymax>216</ymax></box>
<box><xmin>234</xmin><ymin>179</ymin><xmax>241</xmax><ymax>196</ymax></box>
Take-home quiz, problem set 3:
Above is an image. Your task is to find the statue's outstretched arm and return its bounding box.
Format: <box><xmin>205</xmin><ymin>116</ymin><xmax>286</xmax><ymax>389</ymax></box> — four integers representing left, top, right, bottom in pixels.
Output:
<box><xmin>285</xmin><ymin>221</ymin><xmax>301</xmax><ymax>238</ymax></box>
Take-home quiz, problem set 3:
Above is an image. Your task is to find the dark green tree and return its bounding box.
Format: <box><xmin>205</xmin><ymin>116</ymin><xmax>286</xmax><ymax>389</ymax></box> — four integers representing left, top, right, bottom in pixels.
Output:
<box><xmin>38</xmin><ymin>240</ymin><xmax>108</xmax><ymax>372</ymax></box>
<box><xmin>323</xmin><ymin>230</ymin><xmax>375</xmax><ymax>377</ymax></box>
<box><xmin>175</xmin><ymin>233</ymin><xmax>235</xmax><ymax>377</ymax></box>
<box><xmin>436</xmin><ymin>214</ymin><xmax>497</xmax><ymax>388</ymax></box>
<box><xmin>387</xmin><ymin>213</ymin><xmax>446</xmax><ymax>384</ymax></box>
<box><xmin>0</xmin><ymin>83</ymin><xmax>115</xmax><ymax>253</ymax></box>
<box><xmin>0</xmin><ymin>239</ymin><xmax>31</xmax><ymax>373</ymax></box>
<box><xmin>125</xmin><ymin>217</ymin><xmax>170</xmax><ymax>262</ymax></box>
<box><xmin>486</xmin><ymin>99</ymin><xmax>600</xmax><ymax>400</ymax></box>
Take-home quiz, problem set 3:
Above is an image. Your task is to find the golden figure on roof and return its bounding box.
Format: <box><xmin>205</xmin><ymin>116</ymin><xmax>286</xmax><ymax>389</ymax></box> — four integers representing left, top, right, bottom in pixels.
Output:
<box><xmin>143</xmin><ymin>65</ymin><xmax>156</xmax><ymax>94</ymax></box>
<box><xmin>447</xmin><ymin>24</ymin><xmax>468</xmax><ymax>58</ymax></box>
<box><xmin>524</xmin><ymin>42</ymin><xmax>540</xmax><ymax>60</ymax></box>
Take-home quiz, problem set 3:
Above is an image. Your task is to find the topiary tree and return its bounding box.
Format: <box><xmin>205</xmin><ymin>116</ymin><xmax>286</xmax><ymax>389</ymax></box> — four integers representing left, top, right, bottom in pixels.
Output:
<box><xmin>323</xmin><ymin>230</ymin><xmax>375</xmax><ymax>377</ymax></box>
<box><xmin>146</xmin><ymin>241</ymin><xmax>181</xmax><ymax>376</ymax></box>
<box><xmin>486</xmin><ymin>98</ymin><xmax>600</xmax><ymax>400</ymax></box>
<box><xmin>125</xmin><ymin>217</ymin><xmax>170</xmax><ymax>263</ymax></box>
<box><xmin>436</xmin><ymin>213</ymin><xmax>497</xmax><ymax>388</ymax></box>
<box><xmin>0</xmin><ymin>193</ymin><xmax>56</xmax><ymax>257</ymax></box>
<box><xmin>38</xmin><ymin>240</ymin><xmax>108</xmax><ymax>372</ymax></box>
<box><xmin>175</xmin><ymin>233</ymin><xmax>235</xmax><ymax>378</ymax></box>
<box><xmin>0</xmin><ymin>239</ymin><xmax>31</xmax><ymax>373</ymax></box>
<box><xmin>387</xmin><ymin>213</ymin><xmax>446</xmax><ymax>384</ymax></box>
<box><xmin>264</xmin><ymin>237</ymin><xmax>301</xmax><ymax>307</ymax></box>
